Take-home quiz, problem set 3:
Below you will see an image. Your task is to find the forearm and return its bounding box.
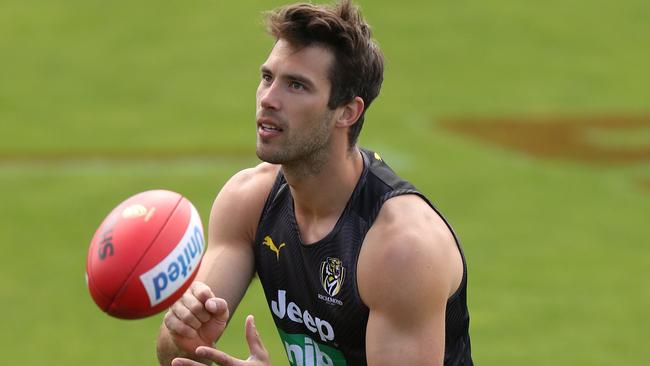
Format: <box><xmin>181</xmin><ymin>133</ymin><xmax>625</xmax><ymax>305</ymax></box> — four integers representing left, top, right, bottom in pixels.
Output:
<box><xmin>156</xmin><ymin>324</ymin><xmax>211</xmax><ymax>366</ymax></box>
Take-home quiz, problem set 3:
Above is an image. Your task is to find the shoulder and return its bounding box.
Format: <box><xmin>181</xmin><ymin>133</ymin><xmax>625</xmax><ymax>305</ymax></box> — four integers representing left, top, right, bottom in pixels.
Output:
<box><xmin>358</xmin><ymin>194</ymin><xmax>463</xmax><ymax>307</ymax></box>
<box><xmin>373</xmin><ymin>195</ymin><xmax>457</xmax><ymax>254</ymax></box>
<box><xmin>217</xmin><ymin>162</ymin><xmax>280</xmax><ymax>199</ymax></box>
<box><xmin>208</xmin><ymin>162</ymin><xmax>281</xmax><ymax>244</ymax></box>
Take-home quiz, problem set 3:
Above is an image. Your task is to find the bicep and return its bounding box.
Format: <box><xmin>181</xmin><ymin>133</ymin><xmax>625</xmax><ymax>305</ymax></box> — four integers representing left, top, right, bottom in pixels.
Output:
<box><xmin>362</xmin><ymin>247</ymin><xmax>448</xmax><ymax>366</ymax></box>
<box><xmin>359</xmin><ymin>196</ymin><xmax>461</xmax><ymax>366</ymax></box>
<box><xmin>195</xmin><ymin>164</ymin><xmax>277</xmax><ymax>313</ymax></box>
<box><xmin>366</xmin><ymin>302</ymin><xmax>445</xmax><ymax>366</ymax></box>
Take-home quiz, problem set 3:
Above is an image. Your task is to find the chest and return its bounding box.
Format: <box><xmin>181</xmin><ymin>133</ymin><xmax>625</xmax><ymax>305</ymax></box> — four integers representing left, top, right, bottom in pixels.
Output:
<box><xmin>254</xmin><ymin>197</ymin><xmax>370</xmax><ymax>352</ymax></box>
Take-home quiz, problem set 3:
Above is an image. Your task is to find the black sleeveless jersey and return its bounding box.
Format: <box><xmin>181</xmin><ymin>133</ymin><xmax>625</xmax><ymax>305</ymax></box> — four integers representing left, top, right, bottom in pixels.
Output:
<box><xmin>253</xmin><ymin>148</ymin><xmax>472</xmax><ymax>366</ymax></box>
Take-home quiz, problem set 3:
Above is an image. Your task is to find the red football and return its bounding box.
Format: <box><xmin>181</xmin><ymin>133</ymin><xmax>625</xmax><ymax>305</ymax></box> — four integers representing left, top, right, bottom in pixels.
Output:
<box><xmin>86</xmin><ymin>190</ymin><xmax>205</xmax><ymax>319</ymax></box>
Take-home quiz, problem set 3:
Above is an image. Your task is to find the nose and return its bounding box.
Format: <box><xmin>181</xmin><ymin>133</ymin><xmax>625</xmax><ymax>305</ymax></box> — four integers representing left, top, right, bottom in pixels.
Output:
<box><xmin>257</xmin><ymin>80</ymin><xmax>281</xmax><ymax>111</ymax></box>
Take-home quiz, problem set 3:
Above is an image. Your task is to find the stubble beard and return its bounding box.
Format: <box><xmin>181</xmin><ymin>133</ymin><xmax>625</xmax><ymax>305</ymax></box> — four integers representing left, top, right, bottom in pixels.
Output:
<box><xmin>256</xmin><ymin>109</ymin><xmax>334</xmax><ymax>179</ymax></box>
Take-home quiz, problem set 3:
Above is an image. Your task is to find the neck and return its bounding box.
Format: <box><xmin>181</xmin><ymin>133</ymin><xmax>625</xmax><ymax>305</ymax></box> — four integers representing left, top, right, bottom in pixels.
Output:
<box><xmin>283</xmin><ymin>146</ymin><xmax>364</xmax><ymax>242</ymax></box>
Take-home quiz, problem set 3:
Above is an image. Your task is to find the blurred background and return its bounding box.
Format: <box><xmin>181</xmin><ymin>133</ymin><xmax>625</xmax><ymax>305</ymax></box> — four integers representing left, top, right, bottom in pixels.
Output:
<box><xmin>1</xmin><ymin>0</ymin><xmax>648</xmax><ymax>364</ymax></box>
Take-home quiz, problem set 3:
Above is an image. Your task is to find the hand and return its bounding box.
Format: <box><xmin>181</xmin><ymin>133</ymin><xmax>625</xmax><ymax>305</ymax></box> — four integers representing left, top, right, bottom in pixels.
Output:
<box><xmin>171</xmin><ymin>315</ymin><xmax>271</xmax><ymax>366</ymax></box>
<box><xmin>164</xmin><ymin>281</ymin><xmax>230</xmax><ymax>354</ymax></box>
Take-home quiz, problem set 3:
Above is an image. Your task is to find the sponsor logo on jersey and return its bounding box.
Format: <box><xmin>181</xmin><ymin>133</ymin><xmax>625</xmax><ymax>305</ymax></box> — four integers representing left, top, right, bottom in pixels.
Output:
<box><xmin>263</xmin><ymin>235</ymin><xmax>286</xmax><ymax>260</ymax></box>
<box><xmin>320</xmin><ymin>257</ymin><xmax>345</xmax><ymax>297</ymax></box>
<box><xmin>278</xmin><ymin>329</ymin><xmax>347</xmax><ymax>366</ymax></box>
<box><xmin>271</xmin><ymin>289</ymin><xmax>335</xmax><ymax>343</ymax></box>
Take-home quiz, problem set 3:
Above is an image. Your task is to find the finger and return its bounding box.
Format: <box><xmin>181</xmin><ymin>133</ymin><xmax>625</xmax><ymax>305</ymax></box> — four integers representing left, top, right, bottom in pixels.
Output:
<box><xmin>164</xmin><ymin>310</ymin><xmax>199</xmax><ymax>338</ymax></box>
<box><xmin>181</xmin><ymin>291</ymin><xmax>212</xmax><ymax>323</ymax></box>
<box><xmin>245</xmin><ymin>315</ymin><xmax>268</xmax><ymax>360</ymax></box>
<box><xmin>195</xmin><ymin>346</ymin><xmax>245</xmax><ymax>366</ymax></box>
<box><xmin>205</xmin><ymin>297</ymin><xmax>229</xmax><ymax>318</ymax></box>
<box><xmin>191</xmin><ymin>281</ymin><xmax>216</xmax><ymax>303</ymax></box>
<box><xmin>193</xmin><ymin>298</ymin><xmax>229</xmax><ymax>346</ymax></box>
<box><xmin>170</xmin><ymin>299</ymin><xmax>202</xmax><ymax>330</ymax></box>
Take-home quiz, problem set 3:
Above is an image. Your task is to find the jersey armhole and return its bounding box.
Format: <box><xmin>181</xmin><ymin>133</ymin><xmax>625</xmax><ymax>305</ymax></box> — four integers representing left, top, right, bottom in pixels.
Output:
<box><xmin>367</xmin><ymin>190</ymin><xmax>468</xmax><ymax>304</ymax></box>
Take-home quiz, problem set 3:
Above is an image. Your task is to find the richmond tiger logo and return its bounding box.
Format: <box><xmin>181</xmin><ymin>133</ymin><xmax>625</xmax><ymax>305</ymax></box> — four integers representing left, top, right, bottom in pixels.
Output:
<box><xmin>320</xmin><ymin>257</ymin><xmax>346</xmax><ymax>297</ymax></box>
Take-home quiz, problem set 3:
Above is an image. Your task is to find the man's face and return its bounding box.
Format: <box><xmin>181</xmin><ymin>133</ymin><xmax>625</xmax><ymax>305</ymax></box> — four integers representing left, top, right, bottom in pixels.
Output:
<box><xmin>255</xmin><ymin>39</ymin><xmax>336</xmax><ymax>165</ymax></box>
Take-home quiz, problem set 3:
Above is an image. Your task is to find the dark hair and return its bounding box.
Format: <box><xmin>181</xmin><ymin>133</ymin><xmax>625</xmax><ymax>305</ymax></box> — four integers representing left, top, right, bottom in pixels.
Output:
<box><xmin>265</xmin><ymin>0</ymin><xmax>384</xmax><ymax>148</ymax></box>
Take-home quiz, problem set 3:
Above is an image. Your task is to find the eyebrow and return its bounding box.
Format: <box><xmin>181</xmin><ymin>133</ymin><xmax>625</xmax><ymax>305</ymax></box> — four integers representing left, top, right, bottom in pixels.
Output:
<box><xmin>260</xmin><ymin>65</ymin><xmax>317</xmax><ymax>90</ymax></box>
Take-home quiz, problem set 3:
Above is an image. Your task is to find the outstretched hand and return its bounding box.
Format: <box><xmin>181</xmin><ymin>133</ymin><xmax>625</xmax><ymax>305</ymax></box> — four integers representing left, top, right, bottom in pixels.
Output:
<box><xmin>172</xmin><ymin>315</ymin><xmax>271</xmax><ymax>366</ymax></box>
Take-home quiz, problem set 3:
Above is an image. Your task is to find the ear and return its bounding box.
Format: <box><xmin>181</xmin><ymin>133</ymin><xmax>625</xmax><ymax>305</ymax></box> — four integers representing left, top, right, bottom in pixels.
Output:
<box><xmin>335</xmin><ymin>96</ymin><xmax>365</xmax><ymax>128</ymax></box>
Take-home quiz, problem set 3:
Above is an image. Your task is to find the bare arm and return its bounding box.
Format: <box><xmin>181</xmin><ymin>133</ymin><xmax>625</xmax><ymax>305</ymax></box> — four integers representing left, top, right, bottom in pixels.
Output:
<box><xmin>157</xmin><ymin>163</ymin><xmax>280</xmax><ymax>366</ymax></box>
<box><xmin>358</xmin><ymin>195</ymin><xmax>463</xmax><ymax>366</ymax></box>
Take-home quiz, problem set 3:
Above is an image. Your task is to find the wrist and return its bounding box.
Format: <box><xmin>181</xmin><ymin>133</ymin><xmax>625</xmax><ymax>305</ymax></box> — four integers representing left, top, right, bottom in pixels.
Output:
<box><xmin>156</xmin><ymin>325</ymin><xmax>197</xmax><ymax>366</ymax></box>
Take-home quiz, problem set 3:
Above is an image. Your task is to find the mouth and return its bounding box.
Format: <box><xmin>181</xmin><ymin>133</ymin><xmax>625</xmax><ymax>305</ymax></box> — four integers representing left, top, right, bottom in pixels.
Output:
<box><xmin>260</xmin><ymin>123</ymin><xmax>283</xmax><ymax>132</ymax></box>
<box><xmin>257</xmin><ymin>117</ymin><xmax>284</xmax><ymax>134</ymax></box>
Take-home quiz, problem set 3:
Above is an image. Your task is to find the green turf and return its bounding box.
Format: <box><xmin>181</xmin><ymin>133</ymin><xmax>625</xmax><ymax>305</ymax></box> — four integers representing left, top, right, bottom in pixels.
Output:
<box><xmin>1</xmin><ymin>0</ymin><xmax>649</xmax><ymax>365</ymax></box>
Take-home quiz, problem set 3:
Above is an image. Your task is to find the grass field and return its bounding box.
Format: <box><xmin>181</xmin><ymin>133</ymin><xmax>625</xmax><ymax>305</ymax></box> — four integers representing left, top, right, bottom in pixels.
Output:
<box><xmin>1</xmin><ymin>0</ymin><xmax>649</xmax><ymax>365</ymax></box>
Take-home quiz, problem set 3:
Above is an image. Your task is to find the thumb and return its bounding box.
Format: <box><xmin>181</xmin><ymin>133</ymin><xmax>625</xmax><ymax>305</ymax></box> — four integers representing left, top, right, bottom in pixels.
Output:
<box><xmin>245</xmin><ymin>315</ymin><xmax>269</xmax><ymax>361</ymax></box>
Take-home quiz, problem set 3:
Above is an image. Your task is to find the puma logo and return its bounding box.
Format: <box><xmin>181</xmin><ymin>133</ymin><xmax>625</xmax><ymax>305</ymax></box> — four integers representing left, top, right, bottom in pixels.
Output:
<box><xmin>263</xmin><ymin>236</ymin><xmax>286</xmax><ymax>260</ymax></box>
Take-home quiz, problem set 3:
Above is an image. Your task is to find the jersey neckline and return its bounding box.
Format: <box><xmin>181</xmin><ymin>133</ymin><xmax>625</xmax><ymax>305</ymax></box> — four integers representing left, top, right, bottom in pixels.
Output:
<box><xmin>286</xmin><ymin>149</ymin><xmax>371</xmax><ymax>248</ymax></box>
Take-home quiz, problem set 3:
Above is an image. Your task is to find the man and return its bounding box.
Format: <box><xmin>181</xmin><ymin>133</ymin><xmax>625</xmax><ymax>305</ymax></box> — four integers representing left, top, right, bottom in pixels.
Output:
<box><xmin>157</xmin><ymin>1</ymin><xmax>472</xmax><ymax>365</ymax></box>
